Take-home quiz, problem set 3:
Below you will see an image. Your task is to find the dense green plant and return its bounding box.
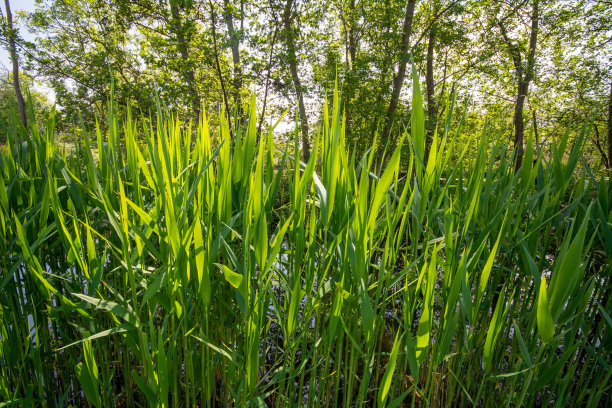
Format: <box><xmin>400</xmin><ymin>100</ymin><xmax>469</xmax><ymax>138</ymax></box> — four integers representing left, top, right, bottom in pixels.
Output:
<box><xmin>1</xmin><ymin>67</ymin><xmax>611</xmax><ymax>407</ymax></box>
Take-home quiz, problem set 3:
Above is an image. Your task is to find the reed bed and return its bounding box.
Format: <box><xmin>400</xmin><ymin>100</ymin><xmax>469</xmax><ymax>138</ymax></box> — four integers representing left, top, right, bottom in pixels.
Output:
<box><xmin>1</xmin><ymin>68</ymin><xmax>611</xmax><ymax>407</ymax></box>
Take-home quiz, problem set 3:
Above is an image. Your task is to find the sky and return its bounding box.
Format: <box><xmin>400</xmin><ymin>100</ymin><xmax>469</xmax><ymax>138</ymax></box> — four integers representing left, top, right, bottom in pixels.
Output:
<box><xmin>1</xmin><ymin>0</ymin><xmax>55</xmax><ymax>101</ymax></box>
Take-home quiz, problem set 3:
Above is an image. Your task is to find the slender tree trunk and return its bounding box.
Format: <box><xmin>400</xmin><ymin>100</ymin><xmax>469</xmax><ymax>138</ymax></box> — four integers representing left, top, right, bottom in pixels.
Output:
<box><xmin>369</xmin><ymin>8</ymin><xmax>394</xmax><ymax>146</ymax></box>
<box><xmin>257</xmin><ymin>27</ymin><xmax>278</xmax><ymax>136</ymax></box>
<box><xmin>532</xmin><ymin>109</ymin><xmax>539</xmax><ymax>150</ymax></box>
<box><xmin>343</xmin><ymin>0</ymin><xmax>357</xmax><ymax>140</ymax></box>
<box><xmin>425</xmin><ymin>27</ymin><xmax>436</xmax><ymax>160</ymax></box>
<box><xmin>510</xmin><ymin>0</ymin><xmax>538</xmax><ymax>172</ymax></box>
<box><xmin>592</xmin><ymin>125</ymin><xmax>608</xmax><ymax>167</ymax></box>
<box><xmin>210</xmin><ymin>1</ymin><xmax>233</xmax><ymax>138</ymax></box>
<box><xmin>224</xmin><ymin>0</ymin><xmax>243</xmax><ymax>121</ymax></box>
<box><xmin>513</xmin><ymin>81</ymin><xmax>529</xmax><ymax>169</ymax></box>
<box><xmin>170</xmin><ymin>1</ymin><xmax>199</xmax><ymax>120</ymax></box>
<box><xmin>3</xmin><ymin>0</ymin><xmax>27</xmax><ymax>130</ymax></box>
<box><xmin>436</xmin><ymin>48</ymin><xmax>449</xmax><ymax>118</ymax></box>
<box><xmin>283</xmin><ymin>0</ymin><xmax>310</xmax><ymax>161</ymax></box>
<box><xmin>608</xmin><ymin>81</ymin><xmax>612</xmax><ymax>169</ymax></box>
<box><xmin>379</xmin><ymin>0</ymin><xmax>417</xmax><ymax>151</ymax></box>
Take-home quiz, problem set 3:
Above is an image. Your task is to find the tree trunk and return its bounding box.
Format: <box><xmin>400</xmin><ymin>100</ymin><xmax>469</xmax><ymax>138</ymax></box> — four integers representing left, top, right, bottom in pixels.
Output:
<box><xmin>3</xmin><ymin>0</ymin><xmax>27</xmax><ymax>131</ymax></box>
<box><xmin>513</xmin><ymin>82</ymin><xmax>528</xmax><ymax>169</ymax></box>
<box><xmin>258</xmin><ymin>27</ymin><xmax>278</xmax><ymax>136</ymax></box>
<box><xmin>532</xmin><ymin>109</ymin><xmax>539</xmax><ymax>150</ymax></box>
<box><xmin>369</xmin><ymin>7</ymin><xmax>394</xmax><ymax>146</ymax></box>
<box><xmin>436</xmin><ymin>48</ymin><xmax>449</xmax><ymax>119</ymax></box>
<box><xmin>343</xmin><ymin>0</ymin><xmax>357</xmax><ymax>140</ymax></box>
<box><xmin>592</xmin><ymin>125</ymin><xmax>608</xmax><ymax>167</ymax></box>
<box><xmin>224</xmin><ymin>0</ymin><xmax>243</xmax><ymax>121</ymax></box>
<box><xmin>608</xmin><ymin>81</ymin><xmax>612</xmax><ymax>169</ymax></box>
<box><xmin>379</xmin><ymin>0</ymin><xmax>417</xmax><ymax>151</ymax></box>
<box><xmin>283</xmin><ymin>0</ymin><xmax>310</xmax><ymax>161</ymax></box>
<box><xmin>209</xmin><ymin>0</ymin><xmax>233</xmax><ymax>139</ymax></box>
<box><xmin>425</xmin><ymin>27</ymin><xmax>436</xmax><ymax>160</ymax></box>
<box><xmin>512</xmin><ymin>0</ymin><xmax>539</xmax><ymax>172</ymax></box>
<box><xmin>170</xmin><ymin>1</ymin><xmax>199</xmax><ymax>120</ymax></box>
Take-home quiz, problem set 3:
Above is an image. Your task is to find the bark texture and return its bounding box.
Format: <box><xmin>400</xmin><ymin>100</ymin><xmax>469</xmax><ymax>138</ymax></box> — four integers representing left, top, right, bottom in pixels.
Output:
<box><xmin>3</xmin><ymin>0</ymin><xmax>27</xmax><ymax>130</ymax></box>
<box><xmin>380</xmin><ymin>0</ymin><xmax>417</xmax><ymax>150</ymax></box>
<box><xmin>608</xmin><ymin>81</ymin><xmax>612</xmax><ymax>169</ymax></box>
<box><xmin>499</xmin><ymin>0</ymin><xmax>539</xmax><ymax>172</ymax></box>
<box><xmin>425</xmin><ymin>27</ymin><xmax>437</xmax><ymax>160</ymax></box>
<box><xmin>224</xmin><ymin>0</ymin><xmax>243</xmax><ymax>121</ymax></box>
<box><xmin>170</xmin><ymin>0</ymin><xmax>199</xmax><ymax>119</ymax></box>
<box><xmin>283</xmin><ymin>0</ymin><xmax>310</xmax><ymax>161</ymax></box>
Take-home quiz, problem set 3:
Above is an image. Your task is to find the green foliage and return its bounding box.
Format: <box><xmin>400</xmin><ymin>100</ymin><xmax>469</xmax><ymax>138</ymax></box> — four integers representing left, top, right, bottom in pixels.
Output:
<box><xmin>0</xmin><ymin>69</ymin><xmax>610</xmax><ymax>408</ymax></box>
<box><xmin>0</xmin><ymin>76</ymin><xmax>50</xmax><ymax>143</ymax></box>
<box><xmin>7</xmin><ymin>0</ymin><xmax>609</xmax><ymax>175</ymax></box>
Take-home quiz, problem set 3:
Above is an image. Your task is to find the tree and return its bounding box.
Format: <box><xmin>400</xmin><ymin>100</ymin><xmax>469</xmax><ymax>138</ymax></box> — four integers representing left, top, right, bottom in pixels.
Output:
<box><xmin>25</xmin><ymin>0</ymin><xmax>229</xmax><ymax>126</ymax></box>
<box><xmin>496</xmin><ymin>0</ymin><xmax>539</xmax><ymax>171</ymax></box>
<box><xmin>223</xmin><ymin>0</ymin><xmax>244</xmax><ymax>122</ymax></box>
<box><xmin>420</xmin><ymin>2</ymin><xmax>466</xmax><ymax>131</ymax></box>
<box><xmin>524</xmin><ymin>0</ymin><xmax>612</xmax><ymax>170</ymax></box>
<box><xmin>282</xmin><ymin>0</ymin><xmax>310</xmax><ymax>160</ymax></box>
<box><xmin>11</xmin><ymin>0</ymin><xmax>610</xmax><ymax>175</ymax></box>
<box><xmin>169</xmin><ymin>0</ymin><xmax>200</xmax><ymax>119</ymax></box>
<box><xmin>1</xmin><ymin>0</ymin><xmax>27</xmax><ymax>130</ymax></box>
<box><xmin>25</xmin><ymin>0</ymin><xmax>150</xmax><ymax>127</ymax></box>
<box><xmin>379</xmin><ymin>0</ymin><xmax>416</xmax><ymax>158</ymax></box>
<box><xmin>593</xmin><ymin>80</ymin><xmax>612</xmax><ymax>169</ymax></box>
<box><xmin>373</xmin><ymin>0</ymin><xmax>462</xmax><ymax>162</ymax></box>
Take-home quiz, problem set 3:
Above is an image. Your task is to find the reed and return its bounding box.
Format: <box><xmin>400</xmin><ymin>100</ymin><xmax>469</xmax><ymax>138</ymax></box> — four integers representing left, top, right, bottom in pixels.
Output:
<box><xmin>1</xmin><ymin>67</ymin><xmax>611</xmax><ymax>407</ymax></box>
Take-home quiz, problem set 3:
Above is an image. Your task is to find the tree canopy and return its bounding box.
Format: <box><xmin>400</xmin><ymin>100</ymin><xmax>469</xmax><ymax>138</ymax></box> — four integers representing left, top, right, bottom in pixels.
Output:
<box><xmin>1</xmin><ymin>0</ymin><xmax>610</xmax><ymax>167</ymax></box>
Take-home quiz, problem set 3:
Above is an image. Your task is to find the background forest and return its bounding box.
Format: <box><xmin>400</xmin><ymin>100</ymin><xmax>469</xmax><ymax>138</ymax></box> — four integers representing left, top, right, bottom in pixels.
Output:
<box><xmin>1</xmin><ymin>0</ymin><xmax>611</xmax><ymax>170</ymax></box>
